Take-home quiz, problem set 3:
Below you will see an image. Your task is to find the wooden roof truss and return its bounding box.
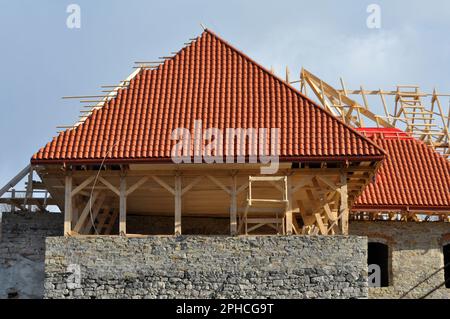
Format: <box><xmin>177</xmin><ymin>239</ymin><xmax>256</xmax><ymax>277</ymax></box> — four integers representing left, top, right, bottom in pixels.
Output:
<box><xmin>297</xmin><ymin>68</ymin><xmax>450</xmax><ymax>159</ymax></box>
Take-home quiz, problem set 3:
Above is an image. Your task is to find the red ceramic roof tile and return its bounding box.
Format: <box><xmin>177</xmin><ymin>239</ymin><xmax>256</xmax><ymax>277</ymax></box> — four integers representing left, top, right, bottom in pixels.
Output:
<box><xmin>354</xmin><ymin>128</ymin><xmax>450</xmax><ymax>211</ymax></box>
<box><xmin>31</xmin><ymin>30</ymin><xmax>385</xmax><ymax>164</ymax></box>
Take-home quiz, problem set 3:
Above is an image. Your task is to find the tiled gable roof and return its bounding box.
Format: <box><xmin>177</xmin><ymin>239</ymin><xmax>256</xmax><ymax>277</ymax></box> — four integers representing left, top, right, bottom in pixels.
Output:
<box><xmin>32</xmin><ymin>30</ymin><xmax>384</xmax><ymax>164</ymax></box>
<box><xmin>354</xmin><ymin>128</ymin><xmax>450</xmax><ymax>211</ymax></box>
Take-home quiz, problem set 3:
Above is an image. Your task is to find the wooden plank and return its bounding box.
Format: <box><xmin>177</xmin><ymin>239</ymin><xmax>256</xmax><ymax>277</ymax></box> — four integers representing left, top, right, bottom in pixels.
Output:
<box><xmin>174</xmin><ymin>175</ymin><xmax>182</xmax><ymax>235</ymax></box>
<box><xmin>10</xmin><ymin>189</ymin><xmax>16</xmax><ymax>212</ymax></box>
<box><xmin>291</xmin><ymin>176</ymin><xmax>313</xmax><ymax>193</ymax></box>
<box><xmin>247</xmin><ymin>223</ymin><xmax>265</xmax><ymax>233</ymax></box>
<box><xmin>181</xmin><ymin>176</ymin><xmax>203</xmax><ymax>196</ymax></box>
<box><xmin>0</xmin><ymin>164</ymin><xmax>31</xmax><ymax>198</ymax></box>
<box><xmin>292</xmin><ymin>215</ymin><xmax>301</xmax><ymax>235</ymax></box>
<box><xmin>73</xmin><ymin>192</ymin><xmax>100</xmax><ymax>233</ymax></box>
<box><xmin>71</xmin><ymin>175</ymin><xmax>96</xmax><ymax>197</ymax></box>
<box><xmin>206</xmin><ymin>175</ymin><xmax>231</xmax><ymax>195</ymax></box>
<box><xmin>151</xmin><ymin>176</ymin><xmax>175</xmax><ymax>195</ymax></box>
<box><xmin>340</xmin><ymin>172</ymin><xmax>349</xmax><ymax>235</ymax></box>
<box><xmin>98</xmin><ymin>176</ymin><xmax>120</xmax><ymax>196</ymax></box>
<box><xmin>96</xmin><ymin>205</ymin><xmax>111</xmax><ymax>234</ymax></box>
<box><xmin>105</xmin><ymin>209</ymin><xmax>119</xmax><ymax>235</ymax></box>
<box><xmin>230</xmin><ymin>175</ymin><xmax>237</xmax><ymax>235</ymax></box>
<box><xmin>126</xmin><ymin>176</ymin><xmax>149</xmax><ymax>196</ymax></box>
<box><xmin>119</xmin><ymin>175</ymin><xmax>127</xmax><ymax>235</ymax></box>
<box><xmin>64</xmin><ymin>172</ymin><xmax>73</xmax><ymax>235</ymax></box>
<box><xmin>314</xmin><ymin>213</ymin><xmax>328</xmax><ymax>235</ymax></box>
<box><xmin>247</xmin><ymin>218</ymin><xmax>283</xmax><ymax>224</ymax></box>
<box><xmin>249</xmin><ymin>176</ymin><xmax>286</xmax><ymax>182</ymax></box>
<box><xmin>25</xmin><ymin>166</ymin><xmax>34</xmax><ymax>211</ymax></box>
<box><xmin>83</xmin><ymin>196</ymin><xmax>106</xmax><ymax>234</ymax></box>
<box><xmin>285</xmin><ymin>175</ymin><xmax>293</xmax><ymax>235</ymax></box>
<box><xmin>316</xmin><ymin>175</ymin><xmax>340</xmax><ymax>192</ymax></box>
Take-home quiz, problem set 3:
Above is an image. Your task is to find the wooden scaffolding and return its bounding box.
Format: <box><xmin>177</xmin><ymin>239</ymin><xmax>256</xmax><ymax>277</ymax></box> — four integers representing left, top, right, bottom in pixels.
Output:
<box><xmin>296</xmin><ymin>68</ymin><xmax>450</xmax><ymax>159</ymax></box>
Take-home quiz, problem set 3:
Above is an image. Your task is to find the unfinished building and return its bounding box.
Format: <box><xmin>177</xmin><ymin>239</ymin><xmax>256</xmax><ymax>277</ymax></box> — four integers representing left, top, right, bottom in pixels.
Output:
<box><xmin>0</xmin><ymin>29</ymin><xmax>449</xmax><ymax>299</ymax></box>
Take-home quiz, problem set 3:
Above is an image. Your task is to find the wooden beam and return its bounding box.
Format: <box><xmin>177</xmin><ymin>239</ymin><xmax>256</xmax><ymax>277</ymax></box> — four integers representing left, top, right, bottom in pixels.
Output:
<box><xmin>96</xmin><ymin>205</ymin><xmax>111</xmax><ymax>234</ymax></box>
<box><xmin>83</xmin><ymin>197</ymin><xmax>106</xmax><ymax>234</ymax></box>
<box><xmin>73</xmin><ymin>192</ymin><xmax>100</xmax><ymax>233</ymax></box>
<box><xmin>151</xmin><ymin>176</ymin><xmax>175</xmax><ymax>195</ymax></box>
<box><xmin>206</xmin><ymin>175</ymin><xmax>231</xmax><ymax>195</ymax></box>
<box><xmin>285</xmin><ymin>175</ymin><xmax>293</xmax><ymax>235</ymax></box>
<box><xmin>340</xmin><ymin>172</ymin><xmax>349</xmax><ymax>235</ymax></box>
<box><xmin>316</xmin><ymin>175</ymin><xmax>340</xmax><ymax>192</ymax></box>
<box><xmin>174</xmin><ymin>175</ymin><xmax>182</xmax><ymax>235</ymax></box>
<box><xmin>98</xmin><ymin>176</ymin><xmax>120</xmax><ymax>196</ymax></box>
<box><xmin>64</xmin><ymin>171</ymin><xmax>73</xmax><ymax>235</ymax></box>
<box><xmin>0</xmin><ymin>164</ymin><xmax>31</xmax><ymax>198</ymax></box>
<box><xmin>291</xmin><ymin>176</ymin><xmax>313</xmax><ymax>193</ymax></box>
<box><xmin>105</xmin><ymin>209</ymin><xmax>119</xmax><ymax>235</ymax></box>
<box><xmin>119</xmin><ymin>174</ymin><xmax>127</xmax><ymax>235</ymax></box>
<box><xmin>10</xmin><ymin>189</ymin><xmax>16</xmax><ymax>212</ymax></box>
<box><xmin>25</xmin><ymin>166</ymin><xmax>34</xmax><ymax>211</ymax></box>
<box><xmin>126</xmin><ymin>176</ymin><xmax>149</xmax><ymax>196</ymax></box>
<box><xmin>71</xmin><ymin>175</ymin><xmax>96</xmax><ymax>197</ymax></box>
<box><xmin>230</xmin><ymin>174</ymin><xmax>237</xmax><ymax>236</ymax></box>
<box><xmin>181</xmin><ymin>176</ymin><xmax>203</xmax><ymax>196</ymax></box>
<box><xmin>314</xmin><ymin>213</ymin><xmax>328</xmax><ymax>235</ymax></box>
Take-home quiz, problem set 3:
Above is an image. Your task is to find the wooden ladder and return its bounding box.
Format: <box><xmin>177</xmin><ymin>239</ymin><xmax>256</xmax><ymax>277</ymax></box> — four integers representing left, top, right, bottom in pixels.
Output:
<box><xmin>94</xmin><ymin>207</ymin><xmax>118</xmax><ymax>235</ymax></box>
<box><xmin>395</xmin><ymin>86</ymin><xmax>438</xmax><ymax>143</ymax></box>
<box><xmin>238</xmin><ymin>176</ymin><xmax>289</xmax><ymax>235</ymax></box>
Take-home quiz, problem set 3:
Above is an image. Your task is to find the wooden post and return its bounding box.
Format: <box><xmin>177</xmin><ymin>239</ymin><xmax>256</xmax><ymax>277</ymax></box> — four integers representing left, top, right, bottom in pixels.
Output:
<box><xmin>230</xmin><ymin>174</ymin><xmax>237</xmax><ymax>236</ymax></box>
<box><xmin>64</xmin><ymin>171</ymin><xmax>73</xmax><ymax>235</ymax></box>
<box><xmin>119</xmin><ymin>174</ymin><xmax>127</xmax><ymax>235</ymax></box>
<box><xmin>285</xmin><ymin>176</ymin><xmax>293</xmax><ymax>235</ymax></box>
<box><xmin>340</xmin><ymin>171</ymin><xmax>349</xmax><ymax>235</ymax></box>
<box><xmin>174</xmin><ymin>175</ymin><xmax>182</xmax><ymax>235</ymax></box>
<box><xmin>10</xmin><ymin>189</ymin><xmax>16</xmax><ymax>212</ymax></box>
<box><xmin>25</xmin><ymin>166</ymin><xmax>34</xmax><ymax>212</ymax></box>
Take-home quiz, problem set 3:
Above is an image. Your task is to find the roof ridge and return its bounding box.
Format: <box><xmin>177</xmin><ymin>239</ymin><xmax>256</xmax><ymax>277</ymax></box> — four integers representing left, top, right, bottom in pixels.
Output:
<box><xmin>204</xmin><ymin>28</ymin><xmax>386</xmax><ymax>157</ymax></box>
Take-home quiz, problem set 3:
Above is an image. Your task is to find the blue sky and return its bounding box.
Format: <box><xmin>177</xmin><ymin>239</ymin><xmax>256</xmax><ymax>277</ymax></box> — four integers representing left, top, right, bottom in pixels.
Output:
<box><xmin>0</xmin><ymin>0</ymin><xmax>450</xmax><ymax>187</ymax></box>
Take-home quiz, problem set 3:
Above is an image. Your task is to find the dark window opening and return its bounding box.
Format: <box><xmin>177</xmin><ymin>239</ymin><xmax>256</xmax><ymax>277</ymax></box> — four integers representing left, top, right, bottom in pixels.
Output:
<box><xmin>7</xmin><ymin>289</ymin><xmax>18</xmax><ymax>299</ymax></box>
<box><xmin>368</xmin><ymin>242</ymin><xmax>389</xmax><ymax>287</ymax></box>
<box><xmin>444</xmin><ymin>244</ymin><xmax>450</xmax><ymax>288</ymax></box>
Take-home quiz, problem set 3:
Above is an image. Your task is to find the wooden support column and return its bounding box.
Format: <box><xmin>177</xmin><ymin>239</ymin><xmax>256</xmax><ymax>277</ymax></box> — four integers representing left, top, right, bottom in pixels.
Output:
<box><xmin>64</xmin><ymin>171</ymin><xmax>73</xmax><ymax>235</ymax></box>
<box><xmin>119</xmin><ymin>174</ymin><xmax>127</xmax><ymax>235</ymax></box>
<box><xmin>10</xmin><ymin>189</ymin><xmax>16</xmax><ymax>212</ymax></box>
<box><xmin>339</xmin><ymin>171</ymin><xmax>349</xmax><ymax>235</ymax></box>
<box><xmin>285</xmin><ymin>176</ymin><xmax>293</xmax><ymax>235</ymax></box>
<box><xmin>25</xmin><ymin>166</ymin><xmax>34</xmax><ymax>211</ymax></box>
<box><xmin>230</xmin><ymin>174</ymin><xmax>237</xmax><ymax>236</ymax></box>
<box><xmin>174</xmin><ymin>174</ymin><xmax>182</xmax><ymax>235</ymax></box>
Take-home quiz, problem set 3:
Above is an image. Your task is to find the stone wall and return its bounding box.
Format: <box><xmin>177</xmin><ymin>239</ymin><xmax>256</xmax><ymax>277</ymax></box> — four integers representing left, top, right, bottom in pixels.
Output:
<box><xmin>350</xmin><ymin>221</ymin><xmax>450</xmax><ymax>299</ymax></box>
<box><xmin>44</xmin><ymin>235</ymin><xmax>368</xmax><ymax>299</ymax></box>
<box><xmin>0</xmin><ymin>211</ymin><xmax>63</xmax><ymax>298</ymax></box>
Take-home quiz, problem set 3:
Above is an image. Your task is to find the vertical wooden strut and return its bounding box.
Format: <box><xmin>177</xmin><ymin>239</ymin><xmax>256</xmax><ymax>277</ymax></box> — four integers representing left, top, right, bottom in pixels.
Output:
<box><xmin>119</xmin><ymin>174</ymin><xmax>127</xmax><ymax>235</ymax></box>
<box><xmin>230</xmin><ymin>174</ymin><xmax>238</xmax><ymax>236</ymax></box>
<box><xmin>285</xmin><ymin>176</ymin><xmax>293</xmax><ymax>235</ymax></box>
<box><xmin>64</xmin><ymin>170</ymin><xmax>73</xmax><ymax>236</ymax></box>
<box><xmin>25</xmin><ymin>166</ymin><xmax>34</xmax><ymax>211</ymax></box>
<box><xmin>10</xmin><ymin>189</ymin><xmax>16</xmax><ymax>212</ymax></box>
<box><xmin>340</xmin><ymin>171</ymin><xmax>349</xmax><ymax>235</ymax></box>
<box><xmin>174</xmin><ymin>174</ymin><xmax>182</xmax><ymax>235</ymax></box>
